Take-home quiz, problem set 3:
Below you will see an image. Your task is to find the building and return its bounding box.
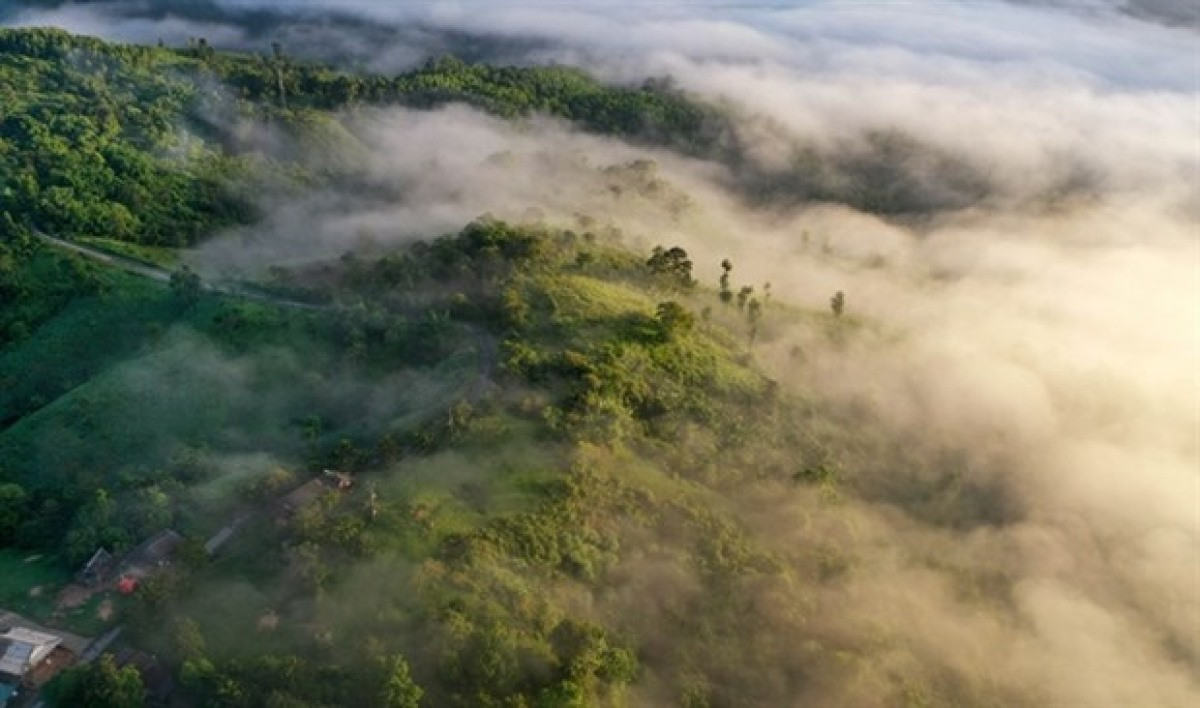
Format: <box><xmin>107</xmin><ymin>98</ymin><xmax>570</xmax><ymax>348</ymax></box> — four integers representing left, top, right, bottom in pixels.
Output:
<box><xmin>0</xmin><ymin>628</ymin><xmax>61</xmax><ymax>681</ymax></box>
<box><xmin>0</xmin><ymin>612</ymin><xmax>88</xmax><ymax>655</ymax></box>
<box><xmin>119</xmin><ymin>530</ymin><xmax>183</xmax><ymax>580</ymax></box>
<box><xmin>76</xmin><ymin>548</ymin><xmax>115</xmax><ymax>588</ymax></box>
<box><xmin>204</xmin><ymin>512</ymin><xmax>252</xmax><ymax>556</ymax></box>
<box><xmin>113</xmin><ymin>529</ymin><xmax>184</xmax><ymax>594</ymax></box>
<box><xmin>277</xmin><ymin>471</ymin><xmax>353</xmax><ymax>520</ymax></box>
<box><xmin>322</xmin><ymin>469</ymin><xmax>354</xmax><ymax>490</ymax></box>
<box><xmin>0</xmin><ymin>613</ymin><xmax>87</xmax><ymax>701</ymax></box>
<box><xmin>277</xmin><ymin>478</ymin><xmax>328</xmax><ymax>517</ymax></box>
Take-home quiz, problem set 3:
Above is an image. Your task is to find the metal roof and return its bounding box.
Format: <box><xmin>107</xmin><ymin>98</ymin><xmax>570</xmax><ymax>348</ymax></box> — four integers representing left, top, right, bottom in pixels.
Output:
<box><xmin>0</xmin><ymin>642</ymin><xmax>30</xmax><ymax>676</ymax></box>
<box><xmin>0</xmin><ymin>628</ymin><xmax>61</xmax><ymax>677</ymax></box>
<box><xmin>1</xmin><ymin>629</ymin><xmax>59</xmax><ymax>646</ymax></box>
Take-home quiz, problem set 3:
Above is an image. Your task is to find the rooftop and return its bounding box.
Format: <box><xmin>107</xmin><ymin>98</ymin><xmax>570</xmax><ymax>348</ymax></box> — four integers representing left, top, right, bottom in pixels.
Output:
<box><xmin>0</xmin><ymin>628</ymin><xmax>60</xmax><ymax>678</ymax></box>
<box><xmin>279</xmin><ymin>478</ymin><xmax>328</xmax><ymax>512</ymax></box>
<box><xmin>120</xmin><ymin>529</ymin><xmax>183</xmax><ymax>578</ymax></box>
<box><xmin>0</xmin><ymin>611</ymin><xmax>89</xmax><ymax>655</ymax></box>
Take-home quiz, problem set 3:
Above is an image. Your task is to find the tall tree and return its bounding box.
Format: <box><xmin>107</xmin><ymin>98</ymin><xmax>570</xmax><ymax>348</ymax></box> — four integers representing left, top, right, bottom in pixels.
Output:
<box><xmin>170</xmin><ymin>265</ymin><xmax>201</xmax><ymax>307</ymax></box>
<box><xmin>736</xmin><ymin>285</ymin><xmax>753</xmax><ymax>311</ymax></box>
<box><xmin>647</xmin><ymin>245</ymin><xmax>695</xmax><ymax>289</ymax></box>
<box><xmin>656</xmin><ymin>300</ymin><xmax>695</xmax><ymax>339</ymax></box>
<box><xmin>719</xmin><ymin>259</ymin><xmax>733</xmax><ymax>305</ymax></box>
<box><xmin>44</xmin><ymin>654</ymin><xmax>145</xmax><ymax>708</ymax></box>
<box><xmin>747</xmin><ymin>297</ymin><xmax>763</xmax><ymax>347</ymax></box>
<box><xmin>830</xmin><ymin>290</ymin><xmax>845</xmax><ymax>318</ymax></box>
<box><xmin>272</xmin><ymin>42</ymin><xmax>288</xmax><ymax>110</ymax></box>
<box><xmin>0</xmin><ymin>483</ymin><xmax>26</xmax><ymax>544</ymax></box>
<box><xmin>379</xmin><ymin>655</ymin><xmax>423</xmax><ymax>708</ymax></box>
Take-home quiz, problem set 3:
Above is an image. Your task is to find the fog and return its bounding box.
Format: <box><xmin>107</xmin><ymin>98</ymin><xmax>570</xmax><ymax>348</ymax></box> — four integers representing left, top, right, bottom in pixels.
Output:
<box><xmin>6</xmin><ymin>0</ymin><xmax>1197</xmax><ymax>705</ymax></box>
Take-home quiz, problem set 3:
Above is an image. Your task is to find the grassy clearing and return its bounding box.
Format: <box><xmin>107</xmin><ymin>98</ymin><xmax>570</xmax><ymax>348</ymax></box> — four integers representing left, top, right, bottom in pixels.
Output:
<box><xmin>0</xmin><ymin>549</ymin><xmax>69</xmax><ymax>620</ymax></box>
<box><xmin>0</xmin><ymin>278</ymin><xmax>173</xmax><ymax>427</ymax></box>
<box><xmin>55</xmin><ymin>591</ymin><xmax>123</xmax><ymax>637</ymax></box>
<box><xmin>546</xmin><ymin>274</ymin><xmax>655</xmax><ymax>322</ymax></box>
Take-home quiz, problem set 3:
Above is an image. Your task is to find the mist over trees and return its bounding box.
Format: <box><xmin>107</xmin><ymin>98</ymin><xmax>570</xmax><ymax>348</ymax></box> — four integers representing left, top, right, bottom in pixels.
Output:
<box><xmin>0</xmin><ymin>2</ymin><xmax>1196</xmax><ymax>706</ymax></box>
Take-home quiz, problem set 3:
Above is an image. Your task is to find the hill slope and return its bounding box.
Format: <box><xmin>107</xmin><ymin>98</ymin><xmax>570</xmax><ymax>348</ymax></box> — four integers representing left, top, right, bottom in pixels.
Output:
<box><xmin>0</xmin><ymin>28</ymin><xmax>1042</xmax><ymax>708</ymax></box>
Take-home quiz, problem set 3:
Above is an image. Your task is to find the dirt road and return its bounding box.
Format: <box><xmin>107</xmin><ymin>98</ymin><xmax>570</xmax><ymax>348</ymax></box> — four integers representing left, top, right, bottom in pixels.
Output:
<box><xmin>35</xmin><ymin>232</ymin><xmax>327</xmax><ymax>311</ymax></box>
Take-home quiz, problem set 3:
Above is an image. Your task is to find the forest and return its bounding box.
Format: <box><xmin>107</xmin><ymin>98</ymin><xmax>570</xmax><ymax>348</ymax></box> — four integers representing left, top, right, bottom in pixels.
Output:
<box><xmin>0</xmin><ymin>27</ymin><xmax>852</xmax><ymax>708</ymax></box>
<box><xmin>1</xmin><ymin>9</ymin><xmax>1195</xmax><ymax>707</ymax></box>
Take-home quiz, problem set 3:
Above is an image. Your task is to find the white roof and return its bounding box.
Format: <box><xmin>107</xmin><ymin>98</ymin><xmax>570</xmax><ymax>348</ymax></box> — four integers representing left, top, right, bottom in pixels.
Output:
<box><xmin>0</xmin><ymin>629</ymin><xmax>60</xmax><ymax>677</ymax></box>
<box><xmin>1</xmin><ymin>629</ymin><xmax>59</xmax><ymax>646</ymax></box>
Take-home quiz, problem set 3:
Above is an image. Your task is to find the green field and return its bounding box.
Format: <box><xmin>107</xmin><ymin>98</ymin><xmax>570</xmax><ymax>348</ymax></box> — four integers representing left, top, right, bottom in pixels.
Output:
<box><xmin>0</xmin><ymin>549</ymin><xmax>70</xmax><ymax>621</ymax></box>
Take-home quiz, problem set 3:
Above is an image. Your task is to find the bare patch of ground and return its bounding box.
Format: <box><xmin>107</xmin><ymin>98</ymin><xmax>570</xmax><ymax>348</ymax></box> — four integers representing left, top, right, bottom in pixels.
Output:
<box><xmin>55</xmin><ymin>584</ymin><xmax>95</xmax><ymax>611</ymax></box>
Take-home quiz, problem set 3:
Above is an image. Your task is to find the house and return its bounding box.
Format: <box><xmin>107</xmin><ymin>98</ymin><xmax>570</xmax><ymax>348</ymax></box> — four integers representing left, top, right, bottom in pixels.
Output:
<box><xmin>0</xmin><ymin>612</ymin><xmax>89</xmax><ymax>655</ymax></box>
<box><xmin>322</xmin><ymin>469</ymin><xmax>354</xmax><ymax>490</ymax></box>
<box><xmin>0</xmin><ymin>618</ymin><xmax>83</xmax><ymax>704</ymax></box>
<box><xmin>203</xmin><ymin>526</ymin><xmax>236</xmax><ymax>556</ymax></box>
<box><xmin>277</xmin><ymin>471</ymin><xmax>353</xmax><ymax>520</ymax></box>
<box><xmin>277</xmin><ymin>475</ymin><xmax>355</xmax><ymax>525</ymax></box>
<box><xmin>75</xmin><ymin>548</ymin><xmax>115</xmax><ymax>588</ymax></box>
<box><xmin>119</xmin><ymin>530</ymin><xmax>183</xmax><ymax>580</ymax></box>
<box><xmin>277</xmin><ymin>478</ymin><xmax>328</xmax><ymax>517</ymax></box>
<box><xmin>0</xmin><ymin>628</ymin><xmax>61</xmax><ymax>681</ymax></box>
<box><xmin>204</xmin><ymin>512</ymin><xmax>252</xmax><ymax>556</ymax></box>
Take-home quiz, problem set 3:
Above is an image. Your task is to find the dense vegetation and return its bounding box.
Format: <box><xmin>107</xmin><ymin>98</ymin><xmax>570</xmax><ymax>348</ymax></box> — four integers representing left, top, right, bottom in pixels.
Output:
<box><xmin>94</xmin><ymin>217</ymin><xmax>832</xmax><ymax>707</ymax></box>
<box><xmin>0</xmin><ymin>27</ymin><xmax>771</xmax><ymax>707</ymax></box>
<box><xmin>0</xmin><ymin>26</ymin><xmax>731</xmax><ymax>345</ymax></box>
<box><xmin>0</xmin><ymin>28</ymin><xmax>1004</xmax><ymax>708</ymax></box>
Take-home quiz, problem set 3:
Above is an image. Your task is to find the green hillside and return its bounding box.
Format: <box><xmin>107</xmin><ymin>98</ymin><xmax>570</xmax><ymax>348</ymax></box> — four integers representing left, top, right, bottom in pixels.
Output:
<box><xmin>0</xmin><ymin>28</ymin><xmax>1016</xmax><ymax>708</ymax></box>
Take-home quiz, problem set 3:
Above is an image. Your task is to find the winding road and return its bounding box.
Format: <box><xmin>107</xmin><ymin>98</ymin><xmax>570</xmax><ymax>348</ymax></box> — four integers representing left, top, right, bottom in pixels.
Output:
<box><xmin>37</xmin><ymin>233</ymin><xmax>502</xmax><ymax>393</ymax></box>
<box><xmin>34</xmin><ymin>231</ymin><xmax>327</xmax><ymax>311</ymax></box>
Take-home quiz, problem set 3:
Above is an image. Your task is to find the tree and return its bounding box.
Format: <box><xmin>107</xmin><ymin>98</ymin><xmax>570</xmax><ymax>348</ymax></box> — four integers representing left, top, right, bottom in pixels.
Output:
<box><xmin>718</xmin><ymin>259</ymin><xmax>733</xmax><ymax>305</ymax></box>
<box><xmin>379</xmin><ymin>655</ymin><xmax>423</xmax><ymax>708</ymax></box>
<box><xmin>170</xmin><ymin>264</ymin><xmax>201</xmax><ymax>306</ymax></box>
<box><xmin>736</xmin><ymin>285</ymin><xmax>753</xmax><ymax>311</ymax></box>
<box><xmin>176</xmin><ymin>535</ymin><xmax>209</xmax><ymax>572</ymax></box>
<box><xmin>172</xmin><ymin>617</ymin><xmax>206</xmax><ymax>662</ymax></box>
<box><xmin>655</xmin><ymin>301</ymin><xmax>694</xmax><ymax>339</ymax></box>
<box><xmin>747</xmin><ymin>297</ymin><xmax>763</xmax><ymax>347</ymax></box>
<box><xmin>0</xmin><ymin>483</ymin><xmax>27</xmax><ymax>544</ymax></box>
<box><xmin>272</xmin><ymin>42</ymin><xmax>288</xmax><ymax>110</ymax></box>
<box><xmin>647</xmin><ymin>245</ymin><xmax>694</xmax><ymax>289</ymax></box>
<box><xmin>830</xmin><ymin>290</ymin><xmax>845</xmax><ymax>318</ymax></box>
<box><xmin>44</xmin><ymin>654</ymin><xmax>145</xmax><ymax>708</ymax></box>
<box><xmin>365</xmin><ymin>483</ymin><xmax>379</xmax><ymax>521</ymax></box>
<box><xmin>180</xmin><ymin>657</ymin><xmax>244</xmax><ymax>706</ymax></box>
<box><xmin>64</xmin><ymin>489</ymin><xmax>130</xmax><ymax>565</ymax></box>
<box><xmin>249</xmin><ymin>466</ymin><xmax>296</xmax><ymax>501</ymax></box>
<box><xmin>195</xmin><ymin>37</ymin><xmax>214</xmax><ymax>61</ymax></box>
<box><xmin>129</xmin><ymin>485</ymin><xmax>172</xmax><ymax>538</ymax></box>
<box><xmin>288</xmin><ymin>542</ymin><xmax>330</xmax><ymax>591</ymax></box>
<box><xmin>448</xmin><ymin>399</ymin><xmax>475</xmax><ymax>438</ymax></box>
<box><xmin>125</xmin><ymin>571</ymin><xmax>178</xmax><ymax>634</ymax></box>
